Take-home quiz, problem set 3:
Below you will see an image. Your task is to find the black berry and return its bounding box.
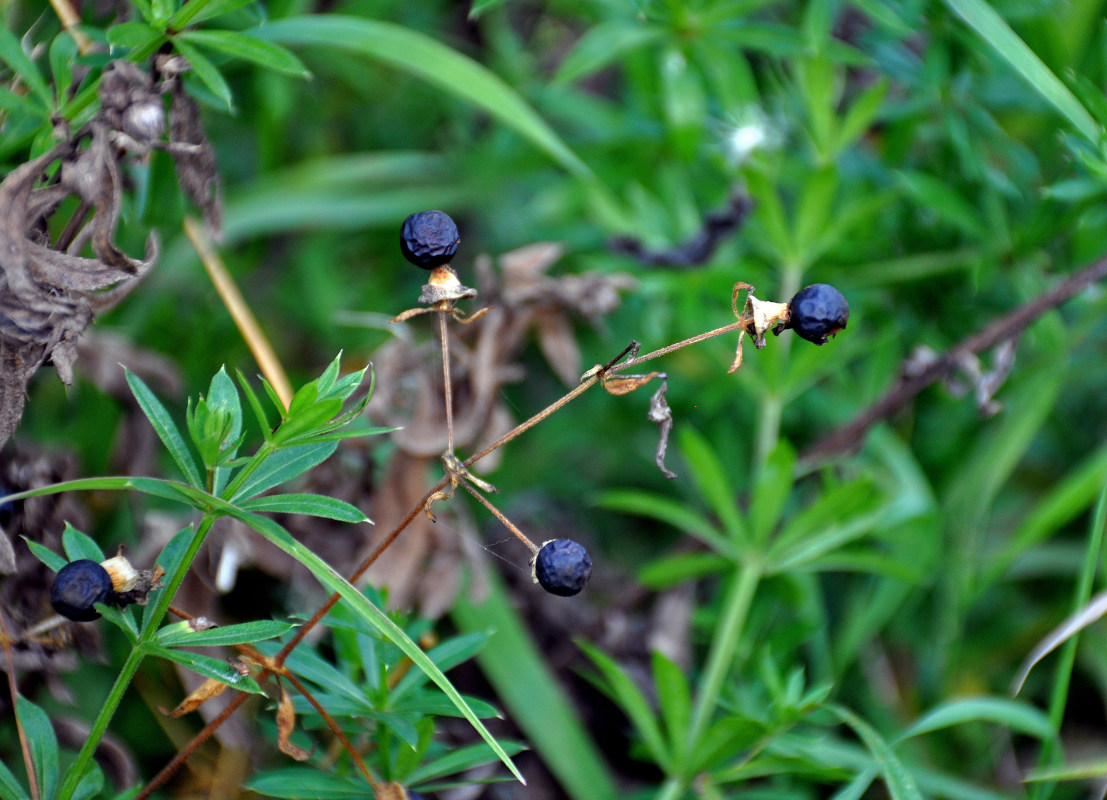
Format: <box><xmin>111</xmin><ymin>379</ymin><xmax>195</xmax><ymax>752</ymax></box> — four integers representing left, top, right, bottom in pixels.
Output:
<box><xmin>51</xmin><ymin>559</ymin><xmax>114</xmax><ymax>622</ymax></box>
<box><xmin>400</xmin><ymin>210</ymin><xmax>460</xmax><ymax>269</ymax></box>
<box><xmin>533</xmin><ymin>539</ymin><xmax>592</xmax><ymax>597</ymax></box>
<box><xmin>787</xmin><ymin>283</ymin><xmax>849</xmax><ymax>345</ymax></box>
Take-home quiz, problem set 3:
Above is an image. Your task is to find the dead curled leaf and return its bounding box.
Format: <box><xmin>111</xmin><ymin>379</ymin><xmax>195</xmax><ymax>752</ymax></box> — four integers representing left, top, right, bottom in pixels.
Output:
<box><xmin>0</xmin><ymin>59</ymin><xmax>223</xmax><ymax>449</ymax></box>
<box><xmin>276</xmin><ymin>680</ymin><xmax>312</xmax><ymax>761</ymax></box>
<box><xmin>161</xmin><ymin>678</ymin><xmax>229</xmax><ymax>718</ymax></box>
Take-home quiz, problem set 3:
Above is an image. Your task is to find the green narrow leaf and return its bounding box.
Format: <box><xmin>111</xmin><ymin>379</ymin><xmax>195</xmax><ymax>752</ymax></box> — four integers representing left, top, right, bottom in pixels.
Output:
<box><xmin>106</xmin><ymin>21</ymin><xmax>165</xmax><ymax>52</ymax></box>
<box><xmin>0</xmin><ymin>29</ymin><xmax>51</xmax><ymax>109</ymax></box>
<box><xmin>652</xmin><ymin>651</ymin><xmax>692</xmax><ymax>764</ymax></box>
<box><xmin>220</xmin><ymin>503</ymin><xmax>526</xmax><ymax>784</ymax></box>
<box><xmin>170</xmin><ymin>36</ymin><xmax>234</xmax><ymax>110</ymax></box>
<box><xmin>452</xmin><ymin>571</ymin><xmax>621</xmax><ymax>800</ymax></box>
<box><xmin>61</xmin><ymin>524</ymin><xmax>105</xmax><ymax>563</ymax></box>
<box><xmin>748</xmin><ymin>441</ymin><xmax>796</xmax><ymax>543</ymax></box>
<box><xmin>154</xmin><ymin>618</ymin><xmax>296</xmax><ymax>647</ymax></box>
<box><xmin>578</xmin><ymin>640</ymin><xmax>671</xmax><ymax>771</ymax></box>
<box><xmin>24</xmin><ymin>539</ymin><xmax>66</xmax><ymax>572</ymax></box>
<box><xmin>176</xmin><ymin>30</ymin><xmax>310</xmax><ymax>77</ymax></box>
<box><xmin>125</xmin><ymin>368</ymin><xmax>204</xmax><ymax>488</ymax></box>
<box><xmin>15</xmin><ymin>696</ymin><xmax>59</xmax><ymax>800</ymax></box>
<box><xmin>48</xmin><ymin>34</ymin><xmax>76</xmax><ymax>104</ymax></box>
<box><xmin>239</xmin><ymin>492</ymin><xmax>370</xmax><ymax>522</ymax></box>
<box><xmin>141</xmin><ymin>642</ymin><xmax>265</xmax><ymax>694</ymax></box>
<box><xmin>596</xmin><ymin>489</ymin><xmax>737</xmax><ymax>557</ymax></box>
<box><xmin>230</xmin><ymin>441</ymin><xmax>337</xmax><ymax>501</ymax></box>
<box><xmin>678</xmin><ymin>427</ymin><xmax>748</xmax><ymax>542</ymax></box>
<box><xmin>255</xmin><ymin>16</ymin><xmax>597</xmax><ymax>185</ymax></box>
<box><xmin>407</xmin><ymin>739</ymin><xmax>528</xmax><ymax>785</ymax></box>
<box><xmin>553</xmin><ymin>21</ymin><xmax>667</xmax><ymax>84</ymax></box>
<box><xmin>943</xmin><ymin>0</ymin><xmax>1100</xmax><ymax>142</ymax></box>
<box><xmin>827</xmin><ymin>704</ymin><xmax>923</xmax><ymax>800</ymax></box>
<box><xmin>168</xmin><ymin>0</ymin><xmax>262</xmax><ymax>29</ymax></box>
<box><xmin>0</xmin><ymin>757</ymin><xmax>30</xmax><ymax>800</ymax></box>
<box><xmin>205</xmin><ymin>367</ymin><xmax>243</xmax><ymax>495</ymax></box>
<box><xmin>898</xmin><ymin>697</ymin><xmax>1054</xmax><ymax>742</ymax></box>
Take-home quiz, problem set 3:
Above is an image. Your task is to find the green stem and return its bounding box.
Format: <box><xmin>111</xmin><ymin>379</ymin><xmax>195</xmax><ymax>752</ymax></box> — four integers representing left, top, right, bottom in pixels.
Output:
<box><xmin>55</xmin><ymin>647</ymin><xmax>145</xmax><ymax>800</ymax></box>
<box><xmin>55</xmin><ymin>517</ymin><xmax>215</xmax><ymax>800</ymax></box>
<box><xmin>684</xmin><ymin>561</ymin><xmax>762</xmax><ymax>760</ymax></box>
<box><xmin>752</xmin><ymin>266</ymin><xmax>802</xmax><ymax>474</ymax></box>
<box><xmin>655</xmin><ymin>776</ymin><xmax>687</xmax><ymax>800</ymax></box>
<box><xmin>1031</xmin><ymin>484</ymin><xmax>1107</xmax><ymax>800</ymax></box>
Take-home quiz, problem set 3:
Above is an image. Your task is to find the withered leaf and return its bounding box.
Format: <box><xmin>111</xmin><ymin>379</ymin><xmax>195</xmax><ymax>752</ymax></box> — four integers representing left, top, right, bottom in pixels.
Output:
<box><xmin>160</xmin><ymin>678</ymin><xmax>228</xmax><ymax>717</ymax></box>
<box><xmin>169</xmin><ymin>84</ymin><xmax>223</xmax><ymax>238</ymax></box>
<box><xmin>602</xmin><ymin>371</ymin><xmax>662</xmax><ymax>397</ymax></box>
<box><xmin>648</xmin><ymin>377</ymin><xmax>677</xmax><ymax>479</ymax></box>
<box><xmin>276</xmin><ymin>681</ymin><xmax>312</xmax><ymax>761</ymax></box>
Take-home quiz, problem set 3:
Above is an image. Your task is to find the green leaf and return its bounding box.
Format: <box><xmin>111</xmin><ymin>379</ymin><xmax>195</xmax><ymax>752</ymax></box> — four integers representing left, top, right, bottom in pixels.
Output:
<box><xmin>391</xmin><ymin>631</ymin><xmax>492</xmax><ymax>700</ymax></box>
<box><xmin>597</xmin><ymin>489</ymin><xmax>737</xmax><ymax>557</ymax></box>
<box><xmin>170</xmin><ymin>36</ymin><xmax>234</xmax><ymax>110</ymax></box>
<box><xmin>239</xmin><ymin>493</ymin><xmax>370</xmax><ymax>522</ymax></box>
<box><xmin>943</xmin><ymin>0</ymin><xmax>1100</xmax><ymax>142</ymax></box>
<box><xmin>68</xmin><ymin>766</ymin><xmax>103</xmax><ymax>800</ymax></box>
<box><xmin>61</xmin><ymin>524</ymin><xmax>105</xmax><ymax>563</ymax></box>
<box><xmin>408</xmin><ymin>740</ymin><xmax>528</xmax><ymax>785</ymax></box>
<box><xmin>553</xmin><ymin>21</ymin><xmax>667</xmax><ymax>84</ymax></box>
<box><xmin>748</xmin><ymin>441</ymin><xmax>796</xmax><ymax>543</ymax></box>
<box><xmin>204</xmin><ymin>367</ymin><xmax>244</xmax><ymax>495</ymax></box>
<box><xmin>177</xmin><ymin>30</ymin><xmax>310</xmax><ymax>78</ymax></box>
<box><xmin>106</xmin><ymin>22</ymin><xmax>164</xmax><ymax>52</ymax></box>
<box><xmin>168</xmin><ymin>0</ymin><xmax>261</xmax><ymax>29</ymax></box>
<box><xmin>827</xmin><ymin>704</ymin><xmax>923</xmax><ymax>800</ymax></box>
<box><xmin>638</xmin><ymin>552</ymin><xmax>731</xmax><ymax>588</ymax></box>
<box><xmin>578</xmin><ymin>640</ymin><xmax>671</xmax><ymax>771</ymax></box>
<box><xmin>255</xmin><ymin>16</ymin><xmax>599</xmax><ymax>187</ymax></box>
<box><xmin>48</xmin><ymin>34</ymin><xmax>77</xmax><ymax>104</ymax></box>
<box><xmin>247</xmin><ymin>768</ymin><xmax>366</xmax><ymax>798</ymax></box>
<box><xmin>895</xmin><ymin>170</ymin><xmax>989</xmax><ymax>241</ymax></box>
<box><xmin>898</xmin><ymin>697</ymin><xmax>1055</xmax><ymax>742</ymax></box>
<box><xmin>23</xmin><ymin>539</ymin><xmax>66</xmax><ymax>572</ymax></box>
<box><xmin>16</xmin><ymin>696</ymin><xmax>58</xmax><ymax>800</ymax></box>
<box><xmin>652</xmin><ymin>651</ymin><xmax>691</xmax><ymax>763</ymax></box>
<box><xmin>0</xmin><ymin>29</ymin><xmax>51</xmax><ymax>109</ymax></box>
<box><xmin>452</xmin><ymin>569</ymin><xmax>619</xmax><ymax>800</ymax></box>
<box><xmin>0</xmin><ymin>757</ymin><xmax>30</xmax><ymax>800</ymax></box>
<box><xmin>125</xmin><ymin>368</ymin><xmax>204</xmax><ymax>489</ymax></box>
<box><xmin>230</xmin><ymin>442</ymin><xmax>337</xmax><ymax>501</ymax></box>
<box><xmin>141</xmin><ymin>642</ymin><xmax>265</xmax><ymax>694</ymax></box>
<box><xmin>154</xmin><ymin>618</ymin><xmax>296</xmax><ymax>648</ymax></box>
<box><xmin>222</xmin><ymin>503</ymin><xmax>525</xmax><ymax>783</ymax></box>
<box><xmin>678</xmin><ymin>427</ymin><xmax>748</xmax><ymax>543</ymax></box>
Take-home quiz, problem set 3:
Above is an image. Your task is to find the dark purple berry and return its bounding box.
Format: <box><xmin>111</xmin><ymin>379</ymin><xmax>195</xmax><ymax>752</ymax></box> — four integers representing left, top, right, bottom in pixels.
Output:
<box><xmin>787</xmin><ymin>283</ymin><xmax>849</xmax><ymax>345</ymax></box>
<box><xmin>400</xmin><ymin>210</ymin><xmax>460</xmax><ymax>269</ymax></box>
<box><xmin>533</xmin><ymin>539</ymin><xmax>592</xmax><ymax>597</ymax></box>
<box><xmin>51</xmin><ymin>559</ymin><xmax>114</xmax><ymax>622</ymax></box>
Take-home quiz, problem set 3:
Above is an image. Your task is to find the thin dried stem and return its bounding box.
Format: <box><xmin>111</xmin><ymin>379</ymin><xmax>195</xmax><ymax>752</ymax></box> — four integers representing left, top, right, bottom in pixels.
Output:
<box><xmin>284</xmin><ymin>671</ymin><xmax>381</xmax><ymax>792</ymax></box>
<box><xmin>0</xmin><ymin>614</ymin><xmax>41</xmax><ymax>800</ymax></box>
<box><xmin>462</xmin><ymin>481</ymin><xmax>539</xmax><ymax>554</ymax></box>
<box><xmin>185</xmin><ymin>217</ymin><xmax>293</xmax><ymax>410</ymax></box>
<box><xmin>439</xmin><ymin>310</ymin><xmax>455</xmax><ymax>454</ymax></box>
<box><xmin>47</xmin><ymin>0</ymin><xmax>92</xmax><ymax>53</ymax></box>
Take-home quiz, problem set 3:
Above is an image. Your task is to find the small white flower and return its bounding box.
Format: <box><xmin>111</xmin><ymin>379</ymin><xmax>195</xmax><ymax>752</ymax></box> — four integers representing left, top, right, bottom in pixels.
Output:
<box><xmin>720</xmin><ymin>106</ymin><xmax>779</xmax><ymax>166</ymax></box>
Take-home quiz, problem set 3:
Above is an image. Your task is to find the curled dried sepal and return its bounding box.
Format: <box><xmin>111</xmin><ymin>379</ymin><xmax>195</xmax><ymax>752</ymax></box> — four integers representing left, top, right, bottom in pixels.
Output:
<box><xmin>277</xmin><ymin>680</ymin><xmax>312</xmax><ymax>761</ymax></box>
<box><xmin>727</xmin><ymin>282</ymin><xmax>789</xmax><ymax>373</ymax></box>
<box><xmin>601</xmin><ymin>371</ymin><xmax>663</xmax><ymax>396</ymax></box>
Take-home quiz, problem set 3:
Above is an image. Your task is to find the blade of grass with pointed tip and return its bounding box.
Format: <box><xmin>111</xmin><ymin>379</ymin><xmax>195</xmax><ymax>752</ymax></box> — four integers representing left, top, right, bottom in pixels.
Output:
<box><xmin>943</xmin><ymin>0</ymin><xmax>1099</xmax><ymax>142</ymax></box>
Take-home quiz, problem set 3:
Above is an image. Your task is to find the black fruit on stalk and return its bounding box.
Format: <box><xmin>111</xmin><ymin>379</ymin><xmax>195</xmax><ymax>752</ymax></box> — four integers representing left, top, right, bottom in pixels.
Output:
<box><xmin>400</xmin><ymin>210</ymin><xmax>460</xmax><ymax>269</ymax></box>
<box><xmin>533</xmin><ymin>539</ymin><xmax>592</xmax><ymax>597</ymax></box>
<box><xmin>50</xmin><ymin>559</ymin><xmax>115</xmax><ymax>621</ymax></box>
<box><xmin>787</xmin><ymin>283</ymin><xmax>849</xmax><ymax>345</ymax></box>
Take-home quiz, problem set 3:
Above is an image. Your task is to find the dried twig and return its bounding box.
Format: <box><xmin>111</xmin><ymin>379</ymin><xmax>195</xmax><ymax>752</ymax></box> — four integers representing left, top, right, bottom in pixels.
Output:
<box><xmin>799</xmin><ymin>255</ymin><xmax>1107</xmax><ymax>468</ymax></box>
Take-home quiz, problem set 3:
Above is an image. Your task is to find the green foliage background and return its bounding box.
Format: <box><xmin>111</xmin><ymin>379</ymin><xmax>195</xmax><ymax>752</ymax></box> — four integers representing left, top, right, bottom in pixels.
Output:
<box><xmin>4</xmin><ymin>0</ymin><xmax>1107</xmax><ymax>796</ymax></box>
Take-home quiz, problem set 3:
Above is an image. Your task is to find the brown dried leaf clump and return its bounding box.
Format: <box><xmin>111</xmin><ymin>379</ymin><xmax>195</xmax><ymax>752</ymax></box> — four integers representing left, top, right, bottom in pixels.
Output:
<box><xmin>0</xmin><ymin>59</ymin><xmax>221</xmax><ymax>449</ymax></box>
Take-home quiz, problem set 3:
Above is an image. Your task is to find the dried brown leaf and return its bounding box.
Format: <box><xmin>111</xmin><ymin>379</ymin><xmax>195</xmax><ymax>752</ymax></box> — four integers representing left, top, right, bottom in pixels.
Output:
<box><xmin>276</xmin><ymin>681</ymin><xmax>312</xmax><ymax>761</ymax></box>
<box><xmin>602</xmin><ymin>371</ymin><xmax>662</xmax><ymax>396</ymax></box>
<box><xmin>169</xmin><ymin>85</ymin><xmax>223</xmax><ymax>238</ymax></box>
<box><xmin>161</xmin><ymin>677</ymin><xmax>228</xmax><ymax>717</ymax></box>
<box><xmin>535</xmin><ymin>310</ymin><xmax>581</xmax><ymax>386</ymax></box>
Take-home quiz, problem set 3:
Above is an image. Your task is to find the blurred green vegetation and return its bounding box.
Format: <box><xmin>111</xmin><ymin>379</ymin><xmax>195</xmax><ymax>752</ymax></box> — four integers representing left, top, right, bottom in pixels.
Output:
<box><xmin>5</xmin><ymin>0</ymin><xmax>1107</xmax><ymax>796</ymax></box>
